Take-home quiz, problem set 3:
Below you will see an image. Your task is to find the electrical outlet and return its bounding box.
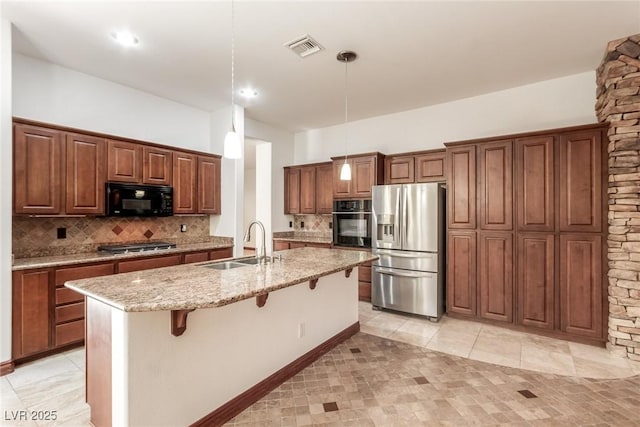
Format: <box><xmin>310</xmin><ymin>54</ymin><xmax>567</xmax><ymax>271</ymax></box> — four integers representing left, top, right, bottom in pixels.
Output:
<box><xmin>289</xmin><ymin>221</ymin><xmax>293</xmax><ymax>228</ymax></box>
<box><xmin>301</xmin><ymin>221</ymin><xmax>305</xmax><ymax>228</ymax></box>
<box><xmin>329</xmin><ymin>222</ymin><xmax>332</xmax><ymax>229</ymax></box>
<box><xmin>180</xmin><ymin>224</ymin><xmax>187</xmax><ymax>232</ymax></box>
<box><xmin>57</xmin><ymin>227</ymin><xmax>66</xmax><ymax>239</ymax></box>
<box><xmin>297</xmin><ymin>322</ymin><xmax>306</xmax><ymax>338</ymax></box>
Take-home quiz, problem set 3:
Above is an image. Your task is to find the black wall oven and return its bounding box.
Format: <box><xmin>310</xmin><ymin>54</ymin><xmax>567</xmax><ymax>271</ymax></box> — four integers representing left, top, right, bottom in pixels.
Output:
<box><xmin>332</xmin><ymin>199</ymin><xmax>372</xmax><ymax>248</ymax></box>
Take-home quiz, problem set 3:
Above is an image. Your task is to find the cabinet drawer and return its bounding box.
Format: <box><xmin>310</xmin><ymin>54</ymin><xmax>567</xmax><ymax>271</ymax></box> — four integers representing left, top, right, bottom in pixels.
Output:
<box><xmin>358</xmin><ymin>265</ymin><xmax>372</xmax><ymax>282</ymax></box>
<box><xmin>273</xmin><ymin>241</ymin><xmax>290</xmax><ymax>251</ymax></box>
<box><xmin>56</xmin><ymin>287</ymin><xmax>84</xmax><ymax>305</ymax></box>
<box><xmin>55</xmin><ymin>262</ymin><xmax>115</xmax><ymax>286</ymax></box>
<box><xmin>56</xmin><ymin>302</ymin><xmax>85</xmax><ymax>324</ymax></box>
<box><xmin>118</xmin><ymin>254</ymin><xmax>182</xmax><ymax>273</ymax></box>
<box><xmin>55</xmin><ymin>319</ymin><xmax>84</xmax><ymax>347</ymax></box>
<box><xmin>289</xmin><ymin>242</ymin><xmax>306</xmax><ymax>249</ymax></box>
<box><xmin>210</xmin><ymin>247</ymin><xmax>234</xmax><ymax>260</ymax></box>
<box><xmin>184</xmin><ymin>251</ymin><xmax>209</xmax><ymax>264</ymax></box>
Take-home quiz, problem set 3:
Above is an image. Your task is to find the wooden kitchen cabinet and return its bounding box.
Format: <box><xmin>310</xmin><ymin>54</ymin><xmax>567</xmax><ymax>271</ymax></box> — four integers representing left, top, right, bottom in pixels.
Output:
<box><xmin>12</xmin><ymin>269</ymin><xmax>53</xmax><ymax>359</ymax></box>
<box><xmin>284</xmin><ymin>167</ymin><xmax>301</xmax><ymax>214</ymax></box>
<box><xmin>198</xmin><ymin>155</ymin><xmax>221</xmax><ymax>214</ymax></box>
<box><xmin>559</xmin><ymin>130</ymin><xmax>602</xmax><ymax>233</ymax></box>
<box><xmin>478</xmin><ymin>140</ymin><xmax>513</xmax><ymax>231</ymax></box>
<box><xmin>478</xmin><ymin>232</ymin><xmax>513</xmax><ymax>323</ymax></box>
<box><xmin>65</xmin><ymin>133</ymin><xmax>106</xmax><ymax>215</ymax></box>
<box><xmin>385</xmin><ymin>155</ymin><xmax>415</xmax><ymax>184</ymax></box>
<box><xmin>331</xmin><ymin>153</ymin><xmax>384</xmax><ymax>199</ymax></box>
<box><xmin>13</xmin><ymin>124</ymin><xmax>63</xmax><ymax>214</ymax></box>
<box><xmin>209</xmin><ymin>247</ymin><xmax>233</xmax><ymax>260</ymax></box>
<box><xmin>143</xmin><ymin>146</ymin><xmax>172</xmax><ymax>185</ymax></box>
<box><xmin>107</xmin><ymin>140</ymin><xmax>142</xmax><ymax>183</ymax></box>
<box><xmin>184</xmin><ymin>251</ymin><xmax>210</xmax><ymax>264</ymax></box>
<box><xmin>415</xmin><ymin>150</ymin><xmax>446</xmax><ymax>183</ymax></box>
<box><xmin>173</xmin><ymin>152</ymin><xmax>197</xmax><ymax>214</ymax></box>
<box><xmin>315</xmin><ymin>163</ymin><xmax>334</xmax><ymax>214</ymax></box>
<box><xmin>358</xmin><ymin>261</ymin><xmax>372</xmax><ymax>302</ymax></box>
<box><xmin>300</xmin><ymin>167</ymin><xmax>316</xmax><ymax>214</ymax></box>
<box><xmin>447</xmin><ymin>145</ymin><xmax>476</xmax><ymax>229</ymax></box>
<box><xmin>517</xmin><ymin>233</ymin><xmax>554</xmax><ymax>330</ymax></box>
<box><xmin>516</xmin><ymin>135</ymin><xmax>555</xmax><ymax>232</ymax></box>
<box><xmin>560</xmin><ymin>234</ymin><xmax>603</xmax><ymax>339</ymax></box>
<box><xmin>117</xmin><ymin>254</ymin><xmax>183</xmax><ymax>274</ymax></box>
<box><xmin>273</xmin><ymin>241</ymin><xmax>291</xmax><ymax>251</ymax></box>
<box><xmin>446</xmin><ymin>231</ymin><xmax>476</xmax><ymax>316</ymax></box>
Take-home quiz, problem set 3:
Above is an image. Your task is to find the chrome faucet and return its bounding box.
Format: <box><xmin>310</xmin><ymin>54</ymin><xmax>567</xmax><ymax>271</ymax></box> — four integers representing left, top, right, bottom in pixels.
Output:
<box><xmin>244</xmin><ymin>221</ymin><xmax>266</xmax><ymax>263</ymax></box>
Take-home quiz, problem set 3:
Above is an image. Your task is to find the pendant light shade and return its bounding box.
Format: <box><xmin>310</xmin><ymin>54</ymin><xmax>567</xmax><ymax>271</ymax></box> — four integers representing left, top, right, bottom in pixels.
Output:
<box><xmin>223</xmin><ymin>0</ymin><xmax>242</xmax><ymax>160</ymax></box>
<box><xmin>339</xmin><ymin>161</ymin><xmax>351</xmax><ymax>181</ymax></box>
<box><xmin>337</xmin><ymin>50</ymin><xmax>357</xmax><ymax>181</ymax></box>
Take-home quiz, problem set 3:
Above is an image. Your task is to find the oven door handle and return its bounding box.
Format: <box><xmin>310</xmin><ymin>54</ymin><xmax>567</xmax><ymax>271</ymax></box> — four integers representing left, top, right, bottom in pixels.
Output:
<box><xmin>375</xmin><ymin>267</ymin><xmax>435</xmax><ymax>279</ymax></box>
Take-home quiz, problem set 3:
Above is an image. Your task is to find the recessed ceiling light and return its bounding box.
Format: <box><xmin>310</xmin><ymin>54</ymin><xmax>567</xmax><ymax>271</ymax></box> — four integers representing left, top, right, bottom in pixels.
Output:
<box><xmin>111</xmin><ymin>30</ymin><xmax>139</xmax><ymax>47</ymax></box>
<box><xmin>239</xmin><ymin>88</ymin><xmax>258</xmax><ymax>99</ymax></box>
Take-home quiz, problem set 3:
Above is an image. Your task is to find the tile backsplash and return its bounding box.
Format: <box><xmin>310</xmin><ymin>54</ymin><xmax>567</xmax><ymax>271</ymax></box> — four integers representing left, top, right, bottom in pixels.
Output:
<box><xmin>12</xmin><ymin>216</ymin><xmax>227</xmax><ymax>258</ymax></box>
<box><xmin>293</xmin><ymin>214</ymin><xmax>332</xmax><ymax>238</ymax></box>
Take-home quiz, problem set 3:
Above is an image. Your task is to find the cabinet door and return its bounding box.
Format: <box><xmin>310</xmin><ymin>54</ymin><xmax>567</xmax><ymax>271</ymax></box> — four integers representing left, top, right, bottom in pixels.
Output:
<box><xmin>315</xmin><ymin>163</ymin><xmax>334</xmax><ymax>214</ymax></box>
<box><xmin>446</xmin><ymin>231</ymin><xmax>476</xmax><ymax>316</ymax></box>
<box><xmin>478</xmin><ymin>232</ymin><xmax>513</xmax><ymax>323</ymax></box>
<box><xmin>198</xmin><ymin>156</ymin><xmax>221</xmax><ymax>214</ymax></box>
<box><xmin>117</xmin><ymin>255</ymin><xmax>183</xmax><ymax>274</ymax></box>
<box><xmin>517</xmin><ymin>233</ymin><xmax>554</xmax><ymax>330</ymax></box>
<box><xmin>300</xmin><ymin>166</ymin><xmax>316</xmax><ymax>214</ymax></box>
<box><xmin>516</xmin><ymin>136</ymin><xmax>554</xmax><ymax>231</ymax></box>
<box><xmin>172</xmin><ymin>152</ymin><xmax>197</xmax><ymax>214</ymax></box>
<box><xmin>65</xmin><ymin>133</ymin><xmax>106</xmax><ymax>215</ymax></box>
<box><xmin>352</xmin><ymin>156</ymin><xmax>377</xmax><ymax>198</ymax></box>
<box><xmin>559</xmin><ymin>234</ymin><xmax>603</xmax><ymax>339</ymax></box>
<box><xmin>210</xmin><ymin>247</ymin><xmax>233</xmax><ymax>260</ymax></box>
<box><xmin>14</xmin><ymin>124</ymin><xmax>63</xmax><ymax>214</ymax></box>
<box><xmin>332</xmin><ymin>160</ymin><xmax>352</xmax><ymax>199</ymax></box>
<box><xmin>143</xmin><ymin>147</ymin><xmax>172</xmax><ymax>185</ymax></box>
<box><xmin>446</xmin><ymin>146</ymin><xmax>476</xmax><ymax>229</ymax></box>
<box><xmin>415</xmin><ymin>151</ymin><xmax>446</xmax><ymax>183</ymax></box>
<box><xmin>384</xmin><ymin>155</ymin><xmax>415</xmax><ymax>184</ymax></box>
<box><xmin>273</xmin><ymin>241</ymin><xmax>290</xmax><ymax>251</ymax></box>
<box><xmin>284</xmin><ymin>168</ymin><xmax>301</xmax><ymax>214</ymax></box>
<box><xmin>478</xmin><ymin>140</ymin><xmax>513</xmax><ymax>230</ymax></box>
<box><xmin>184</xmin><ymin>251</ymin><xmax>210</xmax><ymax>264</ymax></box>
<box><xmin>559</xmin><ymin>130</ymin><xmax>602</xmax><ymax>232</ymax></box>
<box><xmin>12</xmin><ymin>269</ymin><xmax>53</xmax><ymax>359</ymax></box>
<box><xmin>107</xmin><ymin>140</ymin><xmax>142</xmax><ymax>183</ymax></box>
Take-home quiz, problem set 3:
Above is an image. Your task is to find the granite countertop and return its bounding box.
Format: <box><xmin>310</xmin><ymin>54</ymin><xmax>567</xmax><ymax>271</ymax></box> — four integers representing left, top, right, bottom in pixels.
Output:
<box><xmin>12</xmin><ymin>241</ymin><xmax>234</xmax><ymax>271</ymax></box>
<box><xmin>272</xmin><ymin>235</ymin><xmax>333</xmax><ymax>244</ymax></box>
<box><xmin>65</xmin><ymin>247</ymin><xmax>376</xmax><ymax>312</ymax></box>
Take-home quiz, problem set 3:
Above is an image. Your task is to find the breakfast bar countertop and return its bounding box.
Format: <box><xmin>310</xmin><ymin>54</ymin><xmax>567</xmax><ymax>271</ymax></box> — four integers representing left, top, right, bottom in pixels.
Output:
<box><xmin>12</xmin><ymin>241</ymin><xmax>234</xmax><ymax>271</ymax></box>
<box><xmin>65</xmin><ymin>247</ymin><xmax>376</xmax><ymax>312</ymax></box>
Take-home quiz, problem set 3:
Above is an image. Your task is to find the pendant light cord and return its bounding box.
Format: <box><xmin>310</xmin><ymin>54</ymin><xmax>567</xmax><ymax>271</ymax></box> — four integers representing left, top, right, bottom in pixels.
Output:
<box><xmin>230</xmin><ymin>0</ymin><xmax>235</xmax><ymax>130</ymax></box>
<box><xmin>343</xmin><ymin>57</ymin><xmax>348</xmax><ymax>162</ymax></box>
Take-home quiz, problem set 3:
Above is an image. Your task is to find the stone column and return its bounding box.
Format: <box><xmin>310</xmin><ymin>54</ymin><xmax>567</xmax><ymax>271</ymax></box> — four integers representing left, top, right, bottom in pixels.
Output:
<box><xmin>596</xmin><ymin>34</ymin><xmax>640</xmax><ymax>361</ymax></box>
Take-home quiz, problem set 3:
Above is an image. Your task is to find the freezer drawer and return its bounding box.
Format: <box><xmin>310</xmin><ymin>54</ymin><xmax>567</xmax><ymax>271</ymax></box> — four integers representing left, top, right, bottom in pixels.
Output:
<box><xmin>373</xmin><ymin>249</ymin><xmax>438</xmax><ymax>272</ymax></box>
<box><xmin>372</xmin><ymin>266</ymin><xmax>442</xmax><ymax>318</ymax></box>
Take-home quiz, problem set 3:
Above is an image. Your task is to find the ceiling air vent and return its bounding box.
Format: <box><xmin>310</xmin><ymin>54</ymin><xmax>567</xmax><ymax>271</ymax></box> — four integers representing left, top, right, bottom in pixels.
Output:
<box><xmin>284</xmin><ymin>34</ymin><xmax>324</xmax><ymax>58</ymax></box>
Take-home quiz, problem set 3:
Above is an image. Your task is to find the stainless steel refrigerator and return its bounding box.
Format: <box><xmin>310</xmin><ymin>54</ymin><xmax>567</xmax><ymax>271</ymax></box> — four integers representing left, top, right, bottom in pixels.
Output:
<box><xmin>371</xmin><ymin>183</ymin><xmax>445</xmax><ymax>319</ymax></box>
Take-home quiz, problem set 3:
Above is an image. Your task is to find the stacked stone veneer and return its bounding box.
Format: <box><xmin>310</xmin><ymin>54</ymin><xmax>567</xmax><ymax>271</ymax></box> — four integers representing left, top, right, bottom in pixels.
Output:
<box><xmin>596</xmin><ymin>34</ymin><xmax>640</xmax><ymax>360</ymax></box>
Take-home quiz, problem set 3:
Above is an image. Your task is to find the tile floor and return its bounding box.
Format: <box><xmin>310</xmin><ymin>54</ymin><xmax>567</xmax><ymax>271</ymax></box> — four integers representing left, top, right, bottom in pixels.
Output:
<box><xmin>1</xmin><ymin>303</ymin><xmax>639</xmax><ymax>426</ymax></box>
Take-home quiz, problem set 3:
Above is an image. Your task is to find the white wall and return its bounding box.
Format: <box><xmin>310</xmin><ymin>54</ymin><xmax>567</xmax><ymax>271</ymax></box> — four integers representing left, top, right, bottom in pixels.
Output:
<box><xmin>255</xmin><ymin>142</ymin><xmax>272</xmax><ymax>255</ymax></box>
<box><xmin>0</xmin><ymin>18</ymin><xmax>13</xmax><ymax>365</ymax></box>
<box><xmin>245</xmin><ymin>118</ymin><xmax>295</xmax><ymax>233</ymax></box>
<box><xmin>243</xmin><ymin>167</ymin><xmax>256</xmax><ymax>248</ymax></box>
<box><xmin>294</xmin><ymin>71</ymin><xmax>597</xmax><ymax>162</ymax></box>
<box><xmin>12</xmin><ymin>54</ymin><xmax>211</xmax><ymax>152</ymax></box>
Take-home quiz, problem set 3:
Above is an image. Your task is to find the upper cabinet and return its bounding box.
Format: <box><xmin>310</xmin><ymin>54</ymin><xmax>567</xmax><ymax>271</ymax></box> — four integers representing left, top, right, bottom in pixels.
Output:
<box><xmin>13</xmin><ymin>123</ymin><xmax>63</xmax><ymax>214</ymax></box>
<box><xmin>446</xmin><ymin>145</ymin><xmax>476</xmax><ymax>229</ymax></box>
<box><xmin>284</xmin><ymin>162</ymin><xmax>333</xmax><ymax>214</ymax></box>
<box><xmin>478</xmin><ymin>140</ymin><xmax>513</xmax><ymax>231</ymax></box>
<box><xmin>64</xmin><ymin>133</ymin><xmax>106</xmax><ymax>215</ymax></box>
<box><xmin>13</xmin><ymin>119</ymin><xmax>222</xmax><ymax>216</ymax></box>
<box><xmin>384</xmin><ymin>149</ymin><xmax>446</xmax><ymax>185</ymax></box>
<box><xmin>331</xmin><ymin>153</ymin><xmax>384</xmax><ymax>199</ymax></box>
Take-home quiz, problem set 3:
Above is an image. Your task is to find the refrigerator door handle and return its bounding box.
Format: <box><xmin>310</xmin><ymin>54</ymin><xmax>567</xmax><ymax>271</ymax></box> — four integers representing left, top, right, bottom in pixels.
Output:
<box><xmin>375</xmin><ymin>268</ymin><xmax>435</xmax><ymax>279</ymax></box>
<box><xmin>375</xmin><ymin>249</ymin><xmax>435</xmax><ymax>259</ymax></box>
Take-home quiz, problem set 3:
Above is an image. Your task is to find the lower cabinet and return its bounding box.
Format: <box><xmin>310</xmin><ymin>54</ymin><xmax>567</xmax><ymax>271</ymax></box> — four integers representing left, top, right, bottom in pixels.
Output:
<box><xmin>272</xmin><ymin>240</ymin><xmax>332</xmax><ymax>251</ymax></box>
<box><xmin>446</xmin><ymin>231</ymin><xmax>476</xmax><ymax>316</ymax></box>
<box><xmin>118</xmin><ymin>254</ymin><xmax>183</xmax><ymax>274</ymax></box>
<box><xmin>12</xmin><ymin>269</ymin><xmax>53</xmax><ymax>359</ymax></box>
<box><xmin>478</xmin><ymin>232</ymin><xmax>513</xmax><ymax>323</ymax></box>
<box><xmin>358</xmin><ymin>261</ymin><xmax>372</xmax><ymax>302</ymax></box>
<box><xmin>517</xmin><ymin>233</ymin><xmax>554</xmax><ymax>330</ymax></box>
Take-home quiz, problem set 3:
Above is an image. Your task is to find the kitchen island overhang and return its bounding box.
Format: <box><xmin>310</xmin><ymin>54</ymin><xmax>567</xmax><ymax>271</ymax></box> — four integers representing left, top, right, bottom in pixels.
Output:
<box><xmin>65</xmin><ymin>248</ymin><xmax>376</xmax><ymax>427</ymax></box>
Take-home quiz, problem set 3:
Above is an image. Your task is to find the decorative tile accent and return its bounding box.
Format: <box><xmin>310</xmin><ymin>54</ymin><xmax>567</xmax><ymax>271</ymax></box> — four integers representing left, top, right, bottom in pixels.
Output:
<box><xmin>112</xmin><ymin>225</ymin><xmax>123</xmax><ymax>235</ymax></box>
<box><xmin>143</xmin><ymin>230</ymin><xmax>154</xmax><ymax>239</ymax></box>
<box><xmin>414</xmin><ymin>376</ymin><xmax>430</xmax><ymax>385</ymax></box>
<box><xmin>517</xmin><ymin>389</ymin><xmax>538</xmax><ymax>399</ymax></box>
<box><xmin>293</xmin><ymin>214</ymin><xmax>332</xmax><ymax>239</ymax></box>
<box><xmin>322</xmin><ymin>402</ymin><xmax>339</xmax><ymax>412</ymax></box>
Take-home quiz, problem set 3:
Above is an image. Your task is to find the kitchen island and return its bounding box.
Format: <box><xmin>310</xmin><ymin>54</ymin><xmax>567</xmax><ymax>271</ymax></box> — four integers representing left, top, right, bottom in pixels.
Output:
<box><xmin>65</xmin><ymin>247</ymin><xmax>375</xmax><ymax>427</ymax></box>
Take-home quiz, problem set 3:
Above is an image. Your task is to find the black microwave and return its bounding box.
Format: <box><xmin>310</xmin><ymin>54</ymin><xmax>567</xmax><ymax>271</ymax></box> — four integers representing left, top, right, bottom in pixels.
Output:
<box><xmin>105</xmin><ymin>182</ymin><xmax>173</xmax><ymax>217</ymax></box>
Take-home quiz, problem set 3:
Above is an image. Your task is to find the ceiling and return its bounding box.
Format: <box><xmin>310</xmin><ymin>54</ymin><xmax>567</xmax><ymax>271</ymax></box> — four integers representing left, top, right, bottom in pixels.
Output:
<box><xmin>3</xmin><ymin>1</ymin><xmax>640</xmax><ymax>132</ymax></box>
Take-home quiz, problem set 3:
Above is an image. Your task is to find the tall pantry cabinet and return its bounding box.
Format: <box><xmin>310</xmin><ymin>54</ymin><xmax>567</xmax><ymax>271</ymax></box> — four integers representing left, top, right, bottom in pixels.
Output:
<box><xmin>445</xmin><ymin>124</ymin><xmax>607</xmax><ymax>343</ymax></box>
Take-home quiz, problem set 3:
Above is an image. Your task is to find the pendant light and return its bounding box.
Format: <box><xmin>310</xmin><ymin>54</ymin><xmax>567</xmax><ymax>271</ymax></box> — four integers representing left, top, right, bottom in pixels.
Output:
<box><xmin>337</xmin><ymin>50</ymin><xmax>357</xmax><ymax>181</ymax></box>
<box><xmin>223</xmin><ymin>0</ymin><xmax>241</xmax><ymax>159</ymax></box>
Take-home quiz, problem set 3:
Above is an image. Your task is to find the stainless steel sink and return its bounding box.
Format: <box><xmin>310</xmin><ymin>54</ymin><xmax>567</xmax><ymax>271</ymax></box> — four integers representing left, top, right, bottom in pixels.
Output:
<box><xmin>234</xmin><ymin>257</ymin><xmax>270</xmax><ymax>265</ymax></box>
<box><xmin>204</xmin><ymin>261</ymin><xmax>246</xmax><ymax>270</ymax></box>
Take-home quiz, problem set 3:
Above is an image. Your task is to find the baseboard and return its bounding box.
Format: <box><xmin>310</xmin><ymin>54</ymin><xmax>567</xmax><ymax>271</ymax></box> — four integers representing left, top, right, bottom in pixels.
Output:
<box><xmin>0</xmin><ymin>359</ymin><xmax>15</xmax><ymax>376</ymax></box>
<box><xmin>190</xmin><ymin>321</ymin><xmax>360</xmax><ymax>427</ymax></box>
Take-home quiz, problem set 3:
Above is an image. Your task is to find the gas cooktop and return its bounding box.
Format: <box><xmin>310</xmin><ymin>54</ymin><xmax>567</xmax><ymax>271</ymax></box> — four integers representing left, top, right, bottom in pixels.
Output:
<box><xmin>97</xmin><ymin>242</ymin><xmax>176</xmax><ymax>254</ymax></box>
